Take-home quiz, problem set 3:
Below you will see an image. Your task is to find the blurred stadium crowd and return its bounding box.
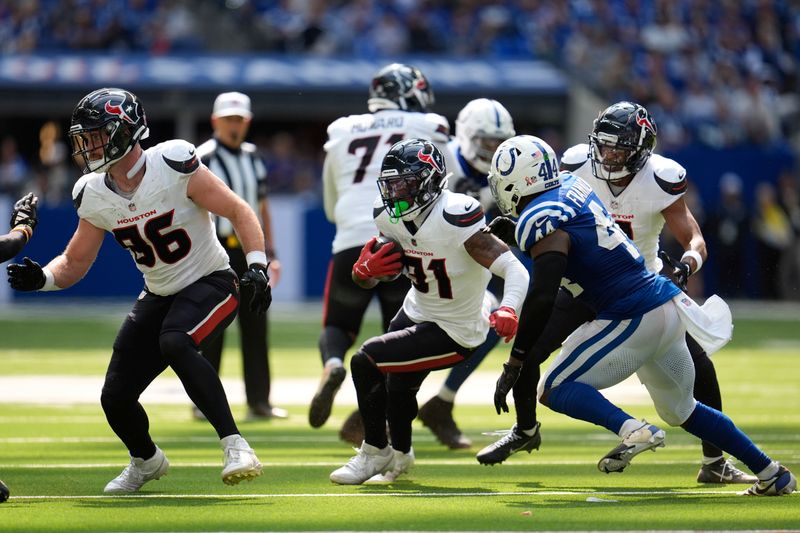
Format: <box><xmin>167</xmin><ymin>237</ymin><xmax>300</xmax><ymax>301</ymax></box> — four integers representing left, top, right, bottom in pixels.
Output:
<box><xmin>2</xmin><ymin>0</ymin><xmax>800</xmax><ymax>300</ymax></box>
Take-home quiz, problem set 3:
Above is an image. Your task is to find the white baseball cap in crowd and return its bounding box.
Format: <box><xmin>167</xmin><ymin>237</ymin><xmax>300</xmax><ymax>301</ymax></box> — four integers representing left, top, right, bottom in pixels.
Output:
<box><xmin>212</xmin><ymin>92</ymin><xmax>252</xmax><ymax>119</ymax></box>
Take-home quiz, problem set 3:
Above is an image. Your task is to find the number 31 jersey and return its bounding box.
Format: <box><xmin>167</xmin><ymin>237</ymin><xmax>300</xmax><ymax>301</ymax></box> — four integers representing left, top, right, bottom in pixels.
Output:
<box><xmin>515</xmin><ymin>174</ymin><xmax>680</xmax><ymax>320</ymax></box>
<box><xmin>72</xmin><ymin>139</ymin><xmax>229</xmax><ymax>296</ymax></box>
<box><xmin>323</xmin><ymin>109</ymin><xmax>449</xmax><ymax>254</ymax></box>
<box><xmin>374</xmin><ymin>190</ymin><xmax>491</xmax><ymax>348</ymax></box>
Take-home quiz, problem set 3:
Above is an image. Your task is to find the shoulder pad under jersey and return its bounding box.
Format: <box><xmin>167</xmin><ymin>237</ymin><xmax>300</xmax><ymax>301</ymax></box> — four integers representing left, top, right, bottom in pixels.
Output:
<box><xmin>560</xmin><ymin>143</ymin><xmax>590</xmax><ymax>172</ymax></box>
<box><xmin>650</xmin><ymin>154</ymin><xmax>687</xmax><ymax>196</ymax></box>
<box><xmin>443</xmin><ymin>193</ymin><xmax>484</xmax><ymax>228</ymax></box>
<box><xmin>423</xmin><ymin>112</ymin><xmax>451</xmax><ymax>142</ymax></box>
<box><xmin>159</xmin><ymin>139</ymin><xmax>200</xmax><ymax>176</ymax></box>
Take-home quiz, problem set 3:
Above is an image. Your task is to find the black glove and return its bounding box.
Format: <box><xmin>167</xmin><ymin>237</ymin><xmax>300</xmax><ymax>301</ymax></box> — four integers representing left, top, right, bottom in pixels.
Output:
<box><xmin>482</xmin><ymin>215</ymin><xmax>517</xmax><ymax>247</ymax></box>
<box><xmin>453</xmin><ymin>177</ymin><xmax>482</xmax><ymax>201</ymax></box>
<box><xmin>7</xmin><ymin>257</ymin><xmax>45</xmax><ymax>291</ymax></box>
<box><xmin>659</xmin><ymin>250</ymin><xmax>690</xmax><ymax>292</ymax></box>
<box><xmin>10</xmin><ymin>193</ymin><xmax>38</xmax><ymax>231</ymax></box>
<box><xmin>240</xmin><ymin>263</ymin><xmax>272</xmax><ymax>315</ymax></box>
<box><xmin>494</xmin><ymin>362</ymin><xmax>522</xmax><ymax>415</ymax></box>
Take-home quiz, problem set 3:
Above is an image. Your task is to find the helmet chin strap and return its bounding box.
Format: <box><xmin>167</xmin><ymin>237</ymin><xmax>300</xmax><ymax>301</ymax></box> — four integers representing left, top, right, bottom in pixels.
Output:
<box><xmin>126</xmin><ymin>151</ymin><xmax>147</xmax><ymax>180</ymax></box>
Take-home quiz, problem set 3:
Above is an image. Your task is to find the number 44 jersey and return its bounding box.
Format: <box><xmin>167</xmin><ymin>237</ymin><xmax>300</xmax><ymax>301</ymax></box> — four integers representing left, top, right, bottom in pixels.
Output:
<box><xmin>323</xmin><ymin>108</ymin><xmax>450</xmax><ymax>254</ymax></box>
<box><xmin>72</xmin><ymin>139</ymin><xmax>229</xmax><ymax>296</ymax></box>
<box><xmin>515</xmin><ymin>173</ymin><xmax>680</xmax><ymax>320</ymax></box>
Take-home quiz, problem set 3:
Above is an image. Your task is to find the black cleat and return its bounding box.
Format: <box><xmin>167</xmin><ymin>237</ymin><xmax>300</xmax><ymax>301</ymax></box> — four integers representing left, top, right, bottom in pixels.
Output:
<box><xmin>476</xmin><ymin>422</ymin><xmax>541</xmax><ymax>465</ymax></box>
<box><xmin>309</xmin><ymin>365</ymin><xmax>346</xmax><ymax>428</ymax></box>
<box><xmin>418</xmin><ymin>396</ymin><xmax>471</xmax><ymax>449</ymax></box>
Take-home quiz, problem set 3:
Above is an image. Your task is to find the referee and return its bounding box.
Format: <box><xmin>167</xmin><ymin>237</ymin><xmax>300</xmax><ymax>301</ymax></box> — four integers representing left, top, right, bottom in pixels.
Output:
<box><xmin>195</xmin><ymin>92</ymin><xmax>286</xmax><ymax>420</ymax></box>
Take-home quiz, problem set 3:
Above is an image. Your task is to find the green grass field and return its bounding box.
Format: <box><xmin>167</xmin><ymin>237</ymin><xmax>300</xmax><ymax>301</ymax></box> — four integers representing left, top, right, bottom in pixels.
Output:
<box><xmin>0</xmin><ymin>305</ymin><xmax>798</xmax><ymax>532</ymax></box>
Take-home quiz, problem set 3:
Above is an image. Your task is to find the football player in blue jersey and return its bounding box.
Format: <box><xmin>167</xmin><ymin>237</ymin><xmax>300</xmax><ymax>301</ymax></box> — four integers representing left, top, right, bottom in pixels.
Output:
<box><xmin>484</xmin><ymin>135</ymin><xmax>796</xmax><ymax>496</ymax></box>
<box><xmin>0</xmin><ymin>192</ymin><xmax>38</xmax><ymax>503</ymax></box>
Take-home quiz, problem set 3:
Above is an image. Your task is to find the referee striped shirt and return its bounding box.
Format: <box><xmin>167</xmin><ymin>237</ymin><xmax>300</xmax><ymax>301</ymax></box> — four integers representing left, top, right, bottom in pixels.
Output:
<box><xmin>196</xmin><ymin>138</ymin><xmax>268</xmax><ymax>238</ymax></box>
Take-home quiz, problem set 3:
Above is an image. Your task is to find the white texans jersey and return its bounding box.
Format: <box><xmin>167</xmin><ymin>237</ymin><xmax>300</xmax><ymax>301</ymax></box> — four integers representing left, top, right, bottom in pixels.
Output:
<box><xmin>374</xmin><ymin>190</ymin><xmax>490</xmax><ymax>348</ymax></box>
<box><xmin>323</xmin><ymin>109</ymin><xmax>449</xmax><ymax>254</ymax></box>
<box><xmin>561</xmin><ymin>143</ymin><xmax>687</xmax><ymax>273</ymax></box>
<box><xmin>72</xmin><ymin>140</ymin><xmax>229</xmax><ymax>296</ymax></box>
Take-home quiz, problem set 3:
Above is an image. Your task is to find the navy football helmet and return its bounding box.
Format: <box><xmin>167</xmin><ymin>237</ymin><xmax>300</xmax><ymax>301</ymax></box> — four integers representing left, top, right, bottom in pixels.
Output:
<box><xmin>379</xmin><ymin>139</ymin><xmax>447</xmax><ymax>222</ymax></box>
<box><xmin>69</xmin><ymin>87</ymin><xmax>149</xmax><ymax>174</ymax></box>
<box><xmin>589</xmin><ymin>101</ymin><xmax>657</xmax><ymax>182</ymax></box>
<box><xmin>368</xmin><ymin>63</ymin><xmax>434</xmax><ymax>113</ymax></box>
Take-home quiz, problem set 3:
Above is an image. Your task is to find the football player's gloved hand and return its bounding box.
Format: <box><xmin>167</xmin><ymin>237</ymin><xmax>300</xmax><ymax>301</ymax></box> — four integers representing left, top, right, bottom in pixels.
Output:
<box><xmin>659</xmin><ymin>250</ymin><xmax>690</xmax><ymax>292</ymax></box>
<box><xmin>482</xmin><ymin>216</ymin><xmax>517</xmax><ymax>247</ymax></box>
<box><xmin>10</xmin><ymin>192</ymin><xmax>38</xmax><ymax>236</ymax></box>
<box><xmin>7</xmin><ymin>257</ymin><xmax>45</xmax><ymax>291</ymax></box>
<box><xmin>240</xmin><ymin>263</ymin><xmax>272</xmax><ymax>315</ymax></box>
<box><xmin>452</xmin><ymin>177</ymin><xmax>482</xmax><ymax>201</ymax></box>
<box><xmin>489</xmin><ymin>306</ymin><xmax>519</xmax><ymax>343</ymax></box>
<box><xmin>494</xmin><ymin>362</ymin><xmax>522</xmax><ymax>414</ymax></box>
<box><xmin>352</xmin><ymin>236</ymin><xmax>403</xmax><ymax>282</ymax></box>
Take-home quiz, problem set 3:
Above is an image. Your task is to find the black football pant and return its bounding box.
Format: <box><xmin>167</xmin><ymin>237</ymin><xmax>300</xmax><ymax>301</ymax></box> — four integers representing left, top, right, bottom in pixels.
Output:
<box><xmin>202</xmin><ymin>243</ymin><xmax>271</xmax><ymax>408</ymax></box>
<box><xmin>516</xmin><ymin>288</ymin><xmax>726</xmax><ymax>458</ymax></box>
<box><xmin>101</xmin><ymin>269</ymin><xmax>240</xmax><ymax>459</ymax></box>
<box><xmin>350</xmin><ymin>310</ymin><xmax>476</xmax><ymax>454</ymax></box>
<box><xmin>318</xmin><ymin>246</ymin><xmax>410</xmax><ymax>365</ymax></box>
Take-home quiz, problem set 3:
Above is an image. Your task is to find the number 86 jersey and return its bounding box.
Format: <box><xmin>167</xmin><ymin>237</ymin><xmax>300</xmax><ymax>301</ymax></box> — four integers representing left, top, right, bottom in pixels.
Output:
<box><xmin>72</xmin><ymin>139</ymin><xmax>229</xmax><ymax>296</ymax></box>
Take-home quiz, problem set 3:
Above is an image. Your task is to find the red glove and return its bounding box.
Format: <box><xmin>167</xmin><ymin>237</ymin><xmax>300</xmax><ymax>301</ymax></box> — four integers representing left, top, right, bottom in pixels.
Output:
<box><xmin>352</xmin><ymin>236</ymin><xmax>403</xmax><ymax>281</ymax></box>
<box><xmin>489</xmin><ymin>306</ymin><xmax>519</xmax><ymax>343</ymax></box>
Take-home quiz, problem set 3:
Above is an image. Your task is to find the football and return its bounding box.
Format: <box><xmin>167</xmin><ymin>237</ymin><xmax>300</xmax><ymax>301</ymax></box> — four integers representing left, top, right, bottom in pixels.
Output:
<box><xmin>371</xmin><ymin>235</ymin><xmax>404</xmax><ymax>282</ymax></box>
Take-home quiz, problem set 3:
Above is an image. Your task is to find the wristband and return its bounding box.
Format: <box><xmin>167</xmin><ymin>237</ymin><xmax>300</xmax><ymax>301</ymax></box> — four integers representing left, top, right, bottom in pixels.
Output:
<box><xmin>245</xmin><ymin>251</ymin><xmax>268</xmax><ymax>266</ymax></box>
<box><xmin>10</xmin><ymin>225</ymin><xmax>32</xmax><ymax>243</ymax></box>
<box><xmin>42</xmin><ymin>267</ymin><xmax>61</xmax><ymax>291</ymax></box>
<box><xmin>680</xmin><ymin>250</ymin><xmax>703</xmax><ymax>274</ymax></box>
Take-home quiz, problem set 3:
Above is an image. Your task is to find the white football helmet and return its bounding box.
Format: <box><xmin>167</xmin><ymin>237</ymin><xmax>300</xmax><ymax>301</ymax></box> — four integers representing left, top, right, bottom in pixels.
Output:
<box><xmin>455</xmin><ymin>98</ymin><xmax>516</xmax><ymax>174</ymax></box>
<box><xmin>488</xmin><ymin>135</ymin><xmax>560</xmax><ymax>217</ymax></box>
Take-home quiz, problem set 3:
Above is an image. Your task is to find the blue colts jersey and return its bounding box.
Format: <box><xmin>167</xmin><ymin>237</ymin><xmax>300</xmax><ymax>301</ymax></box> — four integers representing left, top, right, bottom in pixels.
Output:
<box><xmin>515</xmin><ymin>173</ymin><xmax>680</xmax><ymax>319</ymax></box>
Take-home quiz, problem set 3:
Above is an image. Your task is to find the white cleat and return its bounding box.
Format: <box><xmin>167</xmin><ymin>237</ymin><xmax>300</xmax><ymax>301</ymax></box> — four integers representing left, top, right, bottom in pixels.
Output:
<box><xmin>741</xmin><ymin>465</ymin><xmax>797</xmax><ymax>496</ymax></box>
<box><xmin>330</xmin><ymin>442</ymin><xmax>394</xmax><ymax>485</ymax></box>
<box><xmin>598</xmin><ymin>421</ymin><xmax>665</xmax><ymax>474</ymax></box>
<box><xmin>104</xmin><ymin>446</ymin><xmax>169</xmax><ymax>493</ymax></box>
<box><xmin>221</xmin><ymin>435</ymin><xmax>263</xmax><ymax>486</ymax></box>
<box><xmin>365</xmin><ymin>447</ymin><xmax>415</xmax><ymax>484</ymax></box>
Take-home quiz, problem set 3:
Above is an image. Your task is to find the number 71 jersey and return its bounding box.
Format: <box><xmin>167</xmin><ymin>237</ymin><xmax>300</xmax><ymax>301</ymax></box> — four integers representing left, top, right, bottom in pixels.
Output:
<box><xmin>72</xmin><ymin>139</ymin><xmax>229</xmax><ymax>296</ymax></box>
<box><xmin>323</xmin><ymin>108</ymin><xmax>449</xmax><ymax>253</ymax></box>
<box><xmin>515</xmin><ymin>173</ymin><xmax>679</xmax><ymax>320</ymax></box>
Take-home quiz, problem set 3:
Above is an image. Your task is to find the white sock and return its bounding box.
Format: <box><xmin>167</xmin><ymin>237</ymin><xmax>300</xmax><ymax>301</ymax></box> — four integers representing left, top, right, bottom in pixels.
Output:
<box><xmin>220</xmin><ymin>434</ymin><xmax>243</xmax><ymax>449</ymax></box>
<box><xmin>618</xmin><ymin>419</ymin><xmax>643</xmax><ymax>438</ymax></box>
<box><xmin>520</xmin><ymin>426</ymin><xmax>538</xmax><ymax>437</ymax></box>
<box><xmin>437</xmin><ymin>386</ymin><xmax>456</xmax><ymax>403</ymax></box>
<box><xmin>702</xmin><ymin>455</ymin><xmax>724</xmax><ymax>466</ymax></box>
<box><xmin>756</xmin><ymin>461</ymin><xmax>779</xmax><ymax>481</ymax></box>
<box><xmin>325</xmin><ymin>358</ymin><xmax>343</xmax><ymax>369</ymax></box>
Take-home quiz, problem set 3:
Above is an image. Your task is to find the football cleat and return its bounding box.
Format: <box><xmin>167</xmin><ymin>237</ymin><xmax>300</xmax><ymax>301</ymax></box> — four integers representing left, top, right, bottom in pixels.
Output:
<box><xmin>309</xmin><ymin>365</ymin><xmax>347</xmax><ymax>428</ymax></box>
<box><xmin>418</xmin><ymin>396</ymin><xmax>471</xmax><ymax>449</ymax></box>
<box><xmin>221</xmin><ymin>436</ymin><xmax>263</xmax><ymax>485</ymax></box>
<box><xmin>247</xmin><ymin>403</ymin><xmax>289</xmax><ymax>421</ymax></box>
<box><xmin>330</xmin><ymin>442</ymin><xmax>394</xmax><ymax>485</ymax></box>
<box><xmin>697</xmin><ymin>458</ymin><xmax>757</xmax><ymax>484</ymax></box>
<box><xmin>476</xmin><ymin>422</ymin><xmax>541</xmax><ymax>465</ymax></box>
<box><xmin>365</xmin><ymin>448</ymin><xmax>415</xmax><ymax>484</ymax></box>
<box><xmin>104</xmin><ymin>446</ymin><xmax>169</xmax><ymax>493</ymax></box>
<box><xmin>598</xmin><ymin>421</ymin><xmax>665</xmax><ymax>474</ymax></box>
<box><xmin>741</xmin><ymin>465</ymin><xmax>797</xmax><ymax>496</ymax></box>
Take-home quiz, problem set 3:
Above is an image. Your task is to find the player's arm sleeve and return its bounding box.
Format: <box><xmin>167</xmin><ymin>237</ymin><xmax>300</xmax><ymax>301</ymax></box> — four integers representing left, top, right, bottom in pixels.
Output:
<box><xmin>509</xmin><ymin>250</ymin><xmax>568</xmax><ymax>362</ymax></box>
<box><xmin>488</xmin><ymin>250</ymin><xmax>529</xmax><ymax>312</ymax></box>
<box><xmin>443</xmin><ymin>196</ymin><xmax>486</xmax><ymax>244</ymax></box>
<box><xmin>161</xmin><ymin>140</ymin><xmax>201</xmax><ymax>177</ymax></box>
<box><xmin>322</xmin><ymin>153</ymin><xmax>338</xmax><ymax>223</ymax></box>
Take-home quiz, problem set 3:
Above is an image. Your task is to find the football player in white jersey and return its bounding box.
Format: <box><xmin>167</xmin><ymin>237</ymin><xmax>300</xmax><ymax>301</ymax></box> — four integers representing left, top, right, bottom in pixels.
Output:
<box><xmin>7</xmin><ymin>88</ymin><xmax>270</xmax><ymax>493</ymax></box>
<box><xmin>416</xmin><ymin>98</ymin><xmax>516</xmax><ymax>449</ymax></box>
<box><xmin>478</xmin><ymin>102</ymin><xmax>756</xmax><ymax>484</ymax></box>
<box><xmin>310</xmin><ymin>64</ymin><xmax>450</xmax><ymax>438</ymax></box>
<box><xmin>329</xmin><ymin>139</ymin><xmax>529</xmax><ymax>485</ymax></box>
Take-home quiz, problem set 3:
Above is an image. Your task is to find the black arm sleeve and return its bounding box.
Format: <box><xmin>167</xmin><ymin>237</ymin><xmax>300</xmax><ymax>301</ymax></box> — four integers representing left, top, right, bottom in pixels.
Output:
<box><xmin>0</xmin><ymin>231</ymin><xmax>26</xmax><ymax>263</ymax></box>
<box><xmin>509</xmin><ymin>251</ymin><xmax>569</xmax><ymax>361</ymax></box>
